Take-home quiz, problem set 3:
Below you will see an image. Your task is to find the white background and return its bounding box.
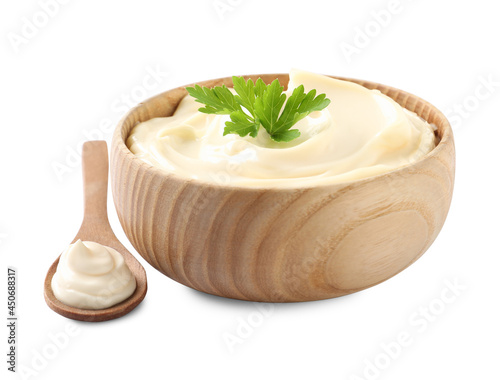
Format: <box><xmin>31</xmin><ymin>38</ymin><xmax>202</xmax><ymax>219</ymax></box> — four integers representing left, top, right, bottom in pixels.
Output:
<box><xmin>1</xmin><ymin>0</ymin><xmax>499</xmax><ymax>379</ymax></box>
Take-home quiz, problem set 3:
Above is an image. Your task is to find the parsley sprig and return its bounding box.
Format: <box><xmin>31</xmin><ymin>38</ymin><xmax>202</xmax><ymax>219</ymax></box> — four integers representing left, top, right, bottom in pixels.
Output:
<box><xmin>186</xmin><ymin>77</ymin><xmax>331</xmax><ymax>142</ymax></box>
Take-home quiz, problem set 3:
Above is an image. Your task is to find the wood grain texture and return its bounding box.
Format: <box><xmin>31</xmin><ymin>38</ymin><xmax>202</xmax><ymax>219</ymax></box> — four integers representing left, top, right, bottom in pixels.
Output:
<box><xmin>110</xmin><ymin>74</ymin><xmax>455</xmax><ymax>302</ymax></box>
<box><xmin>44</xmin><ymin>141</ymin><xmax>147</xmax><ymax>321</ymax></box>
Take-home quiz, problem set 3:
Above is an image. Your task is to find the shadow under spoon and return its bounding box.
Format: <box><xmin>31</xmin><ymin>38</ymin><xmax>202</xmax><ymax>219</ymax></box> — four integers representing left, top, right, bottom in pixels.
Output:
<box><xmin>44</xmin><ymin>141</ymin><xmax>147</xmax><ymax>322</ymax></box>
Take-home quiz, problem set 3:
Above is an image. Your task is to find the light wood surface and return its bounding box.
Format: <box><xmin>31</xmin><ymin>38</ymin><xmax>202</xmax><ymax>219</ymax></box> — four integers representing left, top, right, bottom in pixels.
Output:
<box><xmin>111</xmin><ymin>74</ymin><xmax>455</xmax><ymax>302</ymax></box>
<box><xmin>44</xmin><ymin>141</ymin><xmax>147</xmax><ymax>321</ymax></box>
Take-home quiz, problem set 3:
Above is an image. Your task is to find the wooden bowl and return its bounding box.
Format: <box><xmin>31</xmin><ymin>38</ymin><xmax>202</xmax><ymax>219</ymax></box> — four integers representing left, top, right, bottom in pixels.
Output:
<box><xmin>110</xmin><ymin>74</ymin><xmax>455</xmax><ymax>302</ymax></box>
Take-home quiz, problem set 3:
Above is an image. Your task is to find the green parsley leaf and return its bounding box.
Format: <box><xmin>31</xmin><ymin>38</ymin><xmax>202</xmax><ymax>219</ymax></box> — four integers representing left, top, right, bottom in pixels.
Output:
<box><xmin>254</xmin><ymin>78</ymin><xmax>267</xmax><ymax>99</ymax></box>
<box><xmin>186</xmin><ymin>77</ymin><xmax>331</xmax><ymax>142</ymax></box>
<box><xmin>185</xmin><ymin>84</ymin><xmax>239</xmax><ymax>115</ymax></box>
<box><xmin>254</xmin><ymin>79</ymin><xmax>287</xmax><ymax>137</ymax></box>
<box><xmin>224</xmin><ymin>110</ymin><xmax>259</xmax><ymax>138</ymax></box>
<box><xmin>232</xmin><ymin>76</ymin><xmax>256</xmax><ymax>116</ymax></box>
<box><xmin>271</xmin><ymin>129</ymin><xmax>301</xmax><ymax>142</ymax></box>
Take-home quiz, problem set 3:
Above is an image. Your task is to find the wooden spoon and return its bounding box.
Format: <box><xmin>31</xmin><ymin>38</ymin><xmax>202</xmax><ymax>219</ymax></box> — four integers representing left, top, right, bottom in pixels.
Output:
<box><xmin>44</xmin><ymin>141</ymin><xmax>147</xmax><ymax>322</ymax></box>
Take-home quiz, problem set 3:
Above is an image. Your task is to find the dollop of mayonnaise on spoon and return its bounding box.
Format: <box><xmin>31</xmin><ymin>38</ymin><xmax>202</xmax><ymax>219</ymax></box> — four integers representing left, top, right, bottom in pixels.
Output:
<box><xmin>51</xmin><ymin>240</ymin><xmax>136</xmax><ymax>310</ymax></box>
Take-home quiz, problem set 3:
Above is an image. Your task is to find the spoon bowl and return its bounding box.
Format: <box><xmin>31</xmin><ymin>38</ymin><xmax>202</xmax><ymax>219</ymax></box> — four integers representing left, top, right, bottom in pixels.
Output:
<box><xmin>44</xmin><ymin>141</ymin><xmax>147</xmax><ymax>322</ymax></box>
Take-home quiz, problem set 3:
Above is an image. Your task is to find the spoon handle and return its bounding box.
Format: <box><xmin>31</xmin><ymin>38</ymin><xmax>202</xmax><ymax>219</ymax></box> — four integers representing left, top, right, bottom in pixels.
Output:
<box><xmin>45</xmin><ymin>139</ymin><xmax>148</xmax><ymax>322</ymax></box>
<box><xmin>81</xmin><ymin>141</ymin><xmax>109</xmax><ymax>222</ymax></box>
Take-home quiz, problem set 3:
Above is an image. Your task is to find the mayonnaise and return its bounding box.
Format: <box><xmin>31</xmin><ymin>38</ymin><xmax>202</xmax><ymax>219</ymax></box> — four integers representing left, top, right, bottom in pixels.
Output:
<box><xmin>51</xmin><ymin>240</ymin><xmax>136</xmax><ymax>310</ymax></box>
<box><xmin>127</xmin><ymin>69</ymin><xmax>436</xmax><ymax>187</ymax></box>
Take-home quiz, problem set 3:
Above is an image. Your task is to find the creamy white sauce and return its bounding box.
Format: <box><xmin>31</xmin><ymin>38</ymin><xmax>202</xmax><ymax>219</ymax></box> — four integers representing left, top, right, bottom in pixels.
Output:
<box><xmin>127</xmin><ymin>69</ymin><xmax>436</xmax><ymax>187</ymax></box>
<box><xmin>51</xmin><ymin>240</ymin><xmax>136</xmax><ymax>310</ymax></box>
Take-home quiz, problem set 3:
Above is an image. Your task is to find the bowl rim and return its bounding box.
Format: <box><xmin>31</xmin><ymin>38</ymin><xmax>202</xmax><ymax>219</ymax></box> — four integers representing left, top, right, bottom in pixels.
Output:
<box><xmin>112</xmin><ymin>73</ymin><xmax>454</xmax><ymax>191</ymax></box>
